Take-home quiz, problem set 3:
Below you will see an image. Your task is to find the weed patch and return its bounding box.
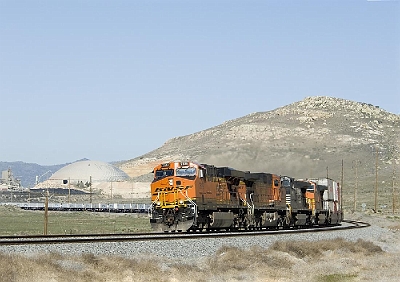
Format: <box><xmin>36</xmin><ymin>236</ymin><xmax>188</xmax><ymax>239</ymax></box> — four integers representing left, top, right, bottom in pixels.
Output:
<box><xmin>317</xmin><ymin>273</ymin><xmax>358</xmax><ymax>282</ymax></box>
<box><xmin>270</xmin><ymin>238</ymin><xmax>382</xmax><ymax>259</ymax></box>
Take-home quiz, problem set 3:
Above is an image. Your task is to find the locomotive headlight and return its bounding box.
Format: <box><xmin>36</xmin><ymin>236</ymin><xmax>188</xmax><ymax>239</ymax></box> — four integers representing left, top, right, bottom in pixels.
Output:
<box><xmin>179</xmin><ymin>200</ymin><xmax>184</xmax><ymax>204</ymax></box>
<box><xmin>156</xmin><ymin>201</ymin><xmax>161</xmax><ymax>206</ymax></box>
<box><xmin>169</xmin><ymin>179</ymin><xmax>173</xmax><ymax>186</ymax></box>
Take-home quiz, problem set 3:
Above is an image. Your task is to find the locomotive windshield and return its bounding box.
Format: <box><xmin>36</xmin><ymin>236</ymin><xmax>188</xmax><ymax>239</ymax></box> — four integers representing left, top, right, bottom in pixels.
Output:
<box><xmin>155</xmin><ymin>169</ymin><xmax>174</xmax><ymax>180</ymax></box>
<box><xmin>307</xmin><ymin>184</ymin><xmax>315</xmax><ymax>191</ymax></box>
<box><xmin>281</xmin><ymin>178</ymin><xmax>291</xmax><ymax>187</ymax></box>
<box><xmin>176</xmin><ymin>167</ymin><xmax>196</xmax><ymax>177</ymax></box>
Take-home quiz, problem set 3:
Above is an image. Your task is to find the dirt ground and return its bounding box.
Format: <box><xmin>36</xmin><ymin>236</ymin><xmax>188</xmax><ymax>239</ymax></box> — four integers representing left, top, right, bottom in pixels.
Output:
<box><xmin>345</xmin><ymin>210</ymin><xmax>400</xmax><ymax>252</ymax></box>
<box><xmin>0</xmin><ymin>211</ymin><xmax>399</xmax><ymax>282</ymax></box>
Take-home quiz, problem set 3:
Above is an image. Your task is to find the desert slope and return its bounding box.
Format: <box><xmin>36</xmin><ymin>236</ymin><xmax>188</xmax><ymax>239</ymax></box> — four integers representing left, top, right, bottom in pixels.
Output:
<box><xmin>117</xmin><ymin>96</ymin><xmax>400</xmax><ymax>209</ymax></box>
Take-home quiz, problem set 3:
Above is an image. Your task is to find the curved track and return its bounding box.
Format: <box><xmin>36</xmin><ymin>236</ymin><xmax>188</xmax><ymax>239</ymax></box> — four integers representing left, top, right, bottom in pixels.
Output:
<box><xmin>0</xmin><ymin>220</ymin><xmax>369</xmax><ymax>246</ymax></box>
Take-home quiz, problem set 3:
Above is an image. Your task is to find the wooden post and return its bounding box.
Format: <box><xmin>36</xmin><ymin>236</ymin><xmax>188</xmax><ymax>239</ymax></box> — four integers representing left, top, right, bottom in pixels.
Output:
<box><xmin>44</xmin><ymin>190</ymin><xmax>49</xmax><ymax>235</ymax></box>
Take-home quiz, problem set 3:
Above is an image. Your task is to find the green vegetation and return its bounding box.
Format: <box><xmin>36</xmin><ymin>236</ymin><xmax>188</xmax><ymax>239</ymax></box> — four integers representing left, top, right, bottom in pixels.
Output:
<box><xmin>317</xmin><ymin>273</ymin><xmax>358</xmax><ymax>282</ymax></box>
<box><xmin>0</xmin><ymin>205</ymin><xmax>152</xmax><ymax>235</ymax></box>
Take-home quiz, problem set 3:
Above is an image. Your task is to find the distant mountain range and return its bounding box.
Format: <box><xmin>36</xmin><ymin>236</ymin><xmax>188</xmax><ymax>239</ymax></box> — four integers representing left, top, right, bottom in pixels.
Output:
<box><xmin>0</xmin><ymin>158</ymin><xmax>89</xmax><ymax>188</ymax></box>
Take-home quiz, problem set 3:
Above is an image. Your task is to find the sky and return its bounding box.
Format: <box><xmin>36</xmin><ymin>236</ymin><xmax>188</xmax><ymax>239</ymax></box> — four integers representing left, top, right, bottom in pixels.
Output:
<box><xmin>1</xmin><ymin>0</ymin><xmax>399</xmax><ymax>165</ymax></box>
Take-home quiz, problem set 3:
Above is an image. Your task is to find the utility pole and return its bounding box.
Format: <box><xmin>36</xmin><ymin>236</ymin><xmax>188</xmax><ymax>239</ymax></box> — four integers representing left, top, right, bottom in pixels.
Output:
<box><xmin>68</xmin><ymin>177</ymin><xmax>71</xmax><ymax>204</ymax></box>
<box><xmin>353</xmin><ymin>160</ymin><xmax>359</xmax><ymax>212</ymax></box>
<box><xmin>90</xmin><ymin>176</ymin><xmax>92</xmax><ymax>204</ymax></box>
<box><xmin>375</xmin><ymin>148</ymin><xmax>378</xmax><ymax>213</ymax></box>
<box><xmin>341</xmin><ymin>159</ymin><xmax>343</xmax><ymax>211</ymax></box>
<box><xmin>393</xmin><ymin>163</ymin><xmax>396</xmax><ymax>214</ymax></box>
<box><xmin>131</xmin><ymin>181</ymin><xmax>134</xmax><ymax>204</ymax></box>
<box><xmin>110</xmin><ymin>181</ymin><xmax>113</xmax><ymax>200</ymax></box>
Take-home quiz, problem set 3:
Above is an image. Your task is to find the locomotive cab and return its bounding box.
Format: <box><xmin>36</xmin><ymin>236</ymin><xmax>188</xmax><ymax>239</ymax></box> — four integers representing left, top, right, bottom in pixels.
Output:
<box><xmin>150</xmin><ymin>161</ymin><xmax>201</xmax><ymax>232</ymax></box>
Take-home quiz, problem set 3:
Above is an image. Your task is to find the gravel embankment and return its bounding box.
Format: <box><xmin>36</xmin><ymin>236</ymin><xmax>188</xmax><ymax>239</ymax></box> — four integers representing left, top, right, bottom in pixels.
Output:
<box><xmin>0</xmin><ymin>221</ymin><xmax>393</xmax><ymax>262</ymax></box>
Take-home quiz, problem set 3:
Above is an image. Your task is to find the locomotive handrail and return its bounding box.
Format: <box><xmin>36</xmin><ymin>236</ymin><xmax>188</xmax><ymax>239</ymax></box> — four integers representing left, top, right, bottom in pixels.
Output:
<box><xmin>240</xmin><ymin>197</ymin><xmax>250</xmax><ymax>209</ymax></box>
<box><xmin>179</xmin><ymin>190</ymin><xmax>197</xmax><ymax>223</ymax></box>
<box><xmin>240</xmin><ymin>194</ymin><xmax>254</xmax><ymax>216</ymax></box>
<box><xmin>249</xmin><ymin>193</ymin><xmax>255</xmax><ymax>216</ymax></box>
<box><xmin>153</xmin><ymin>193</ymin><xmax>160</xmax><ymax>204</ymax></box>
<box><xmin>151</xmin><ymin>193</ymin><xmax>160</xmax><ymax>207</ymax></box>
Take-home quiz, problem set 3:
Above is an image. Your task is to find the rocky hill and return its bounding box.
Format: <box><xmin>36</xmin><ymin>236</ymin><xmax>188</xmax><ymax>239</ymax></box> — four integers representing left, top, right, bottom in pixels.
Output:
<box><xmin>117</xmin><ymin>96</ymin><xmax>400</xmax><ymax>210</ymax></box>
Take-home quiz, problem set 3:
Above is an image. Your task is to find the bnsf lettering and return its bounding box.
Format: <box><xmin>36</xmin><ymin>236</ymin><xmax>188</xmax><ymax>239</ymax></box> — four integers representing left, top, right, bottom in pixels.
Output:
<box><xmin>154</xmin><ymin>186</ymin><xmax>192</xmax><ymax>192</ymax></box>
<box><xmin>155</xmin><ymin>187</ymin><xmax>174</xmax><ymax>192</ymax></box>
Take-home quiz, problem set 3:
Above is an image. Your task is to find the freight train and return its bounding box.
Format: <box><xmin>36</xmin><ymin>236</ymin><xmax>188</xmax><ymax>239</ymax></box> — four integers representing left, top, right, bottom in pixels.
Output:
<box><xmin>150</xmin><ymin>161</ymin><xmax>343</xmax><ymax>232</ymax></box>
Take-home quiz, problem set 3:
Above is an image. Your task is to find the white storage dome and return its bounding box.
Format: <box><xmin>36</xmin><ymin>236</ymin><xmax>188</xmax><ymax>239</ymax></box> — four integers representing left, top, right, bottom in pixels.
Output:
<box><xmin>49</xmin><ymin>160</ymin><xmax>129</xmax><ymax>183</ymax></box>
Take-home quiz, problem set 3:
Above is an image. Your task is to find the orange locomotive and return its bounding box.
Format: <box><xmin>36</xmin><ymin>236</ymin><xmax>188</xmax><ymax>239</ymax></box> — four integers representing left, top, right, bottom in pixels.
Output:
<box><xmin>150</xmin><ymin>161</ymin><xmax>342</xmax><ymax>232</ymax></box>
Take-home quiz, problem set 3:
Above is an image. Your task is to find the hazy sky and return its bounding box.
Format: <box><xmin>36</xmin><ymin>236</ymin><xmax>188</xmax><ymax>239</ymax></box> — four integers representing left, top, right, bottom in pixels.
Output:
<box><xmin>1</xmin><ymin>1</ymin><xmax>399</xmax><ymax>165</ymax></box>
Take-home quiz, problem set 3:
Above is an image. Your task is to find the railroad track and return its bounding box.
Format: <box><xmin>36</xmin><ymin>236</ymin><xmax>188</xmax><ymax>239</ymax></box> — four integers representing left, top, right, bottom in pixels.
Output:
<box><xmin>0</xmin><ymin>220</ymin><xmax>369</xmax><ymax>246</ymax></box>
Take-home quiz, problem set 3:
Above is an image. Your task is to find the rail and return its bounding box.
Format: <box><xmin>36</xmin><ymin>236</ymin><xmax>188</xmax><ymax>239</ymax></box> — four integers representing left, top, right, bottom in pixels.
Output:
<box><xmin>0</xmin><ymin>220</ymin><xmax>369</xmax><ymax>246</ymax></box>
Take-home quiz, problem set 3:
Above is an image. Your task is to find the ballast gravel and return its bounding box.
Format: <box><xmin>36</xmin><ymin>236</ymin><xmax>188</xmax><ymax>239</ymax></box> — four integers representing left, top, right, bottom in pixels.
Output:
<box><xmin>0</xmin><ymin>222</ymin><xmax>393</xmax><ymax>262</ymax></box>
